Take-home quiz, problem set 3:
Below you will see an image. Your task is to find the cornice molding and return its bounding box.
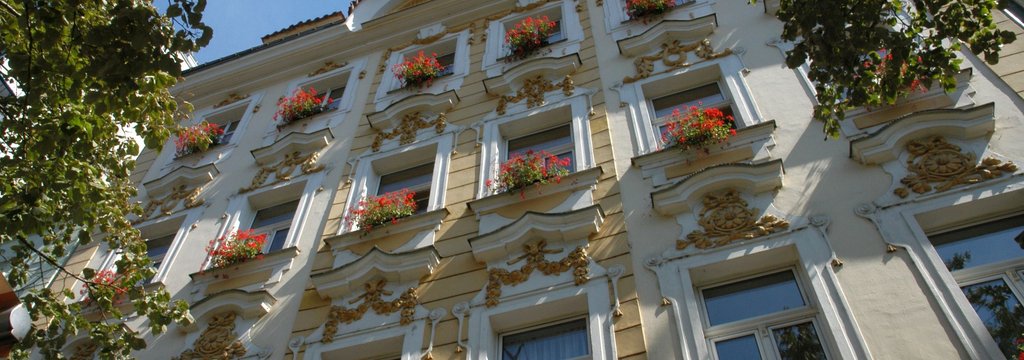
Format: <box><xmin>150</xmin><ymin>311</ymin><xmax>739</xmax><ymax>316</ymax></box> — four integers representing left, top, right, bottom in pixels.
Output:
<box><xmin>850</xmin><ymin>103</ymin><xmax>995</xmax><ymax>165</ymax></box>
<box><xmin>616</xmin><ymin>16</ymin><xmax>718</xmax><ymax>57</ymax></box>
<box><xmin>469</xmin><ymin>205</ymin><xmax>604</xmax><ymax>264</ymax></box>
<box><xmin>651</xmin><ymin>160</ymin><xmax>784</xmax><ymax>216</ymax></box>
<box><xmin>310</xmin><ymin>246</ymin><xmax>440</xmax><ymax>300</ymax></box>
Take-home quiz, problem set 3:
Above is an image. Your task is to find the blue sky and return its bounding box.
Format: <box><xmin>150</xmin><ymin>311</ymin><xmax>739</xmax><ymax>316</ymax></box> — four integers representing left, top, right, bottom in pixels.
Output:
<box><xmin>189</xmin><ymin>1</ymin><xmax>345</xmax><ymax>64</ymax></box>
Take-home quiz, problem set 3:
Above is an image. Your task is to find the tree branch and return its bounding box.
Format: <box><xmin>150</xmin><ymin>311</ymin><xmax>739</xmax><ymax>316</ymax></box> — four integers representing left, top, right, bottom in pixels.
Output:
<box><xmin>0</xmin><ymin>0</ymin><xmax>19</xmax><ymax>17</ymax></box>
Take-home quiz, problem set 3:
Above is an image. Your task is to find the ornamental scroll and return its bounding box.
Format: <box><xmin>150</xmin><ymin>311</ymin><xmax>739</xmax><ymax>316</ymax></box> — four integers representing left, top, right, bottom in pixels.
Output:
<box><xmin>623</xmin><ymin>39</ymin><xmax>732</xmax><ymax>83</ymax></box>
<box><xmin>496</xmin><ymin>74</ymin><xmax>575</xmax><ymax>115</ymax></box>
<box><xmin>213</xmin><ymin>93</ymin><xmax>250</xmax><ymax>109</ymax></box>
<box><xmin>173</xmin><ymin>312</ymin><xmax>247</xmax><ymax>360</ymax></box>
<box><xmin>321</xmin><ymin>279</ymin><xmax>419</xmax><ymax>343</ymax></box>
<box><xmin>239</xmin><ymin>151</ymin><xmax>325</xmax><ymax>193</ymax></box>
<box><xmin>371</xmin><ymin>112</ymin><xmax>447</xmax><ymax>152</ymax></box>
<box><xmin>308</xmin><ymin>61</ymin><xmax>346</xmax><ymax>77</ymax></box>
<box><xmin>137</xmin><ymin>184</ymin><xmax>204</xmax><ymax>223</ymax></box>
<box><xmin>485</xmin><ymin>240</ymin><xmax>590</xmax><ymax>307</ymax></box>
<box><xmin>677</xmin><ymin>189</ymin><xmax>789</xmax><ymax>250</ymax></box>
<box><xmin>894</xmin><ymin>136</ymin><xmax>1018</xmax><ymax>198</ymax></box>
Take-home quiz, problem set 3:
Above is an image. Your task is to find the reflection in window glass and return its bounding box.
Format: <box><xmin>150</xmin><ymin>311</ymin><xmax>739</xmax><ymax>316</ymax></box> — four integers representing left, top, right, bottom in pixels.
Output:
<box><xmin>959</xmin><ymin>279</ymin><xmax>1024</xmax><ymax>356</ymax></box>
<box><xmin>772</xmin><ymin>322</ymin><xmax>827</xmax><ymax>360</ymax></box>
<box><xmin>378</xmin><ymin>163</ymin><xmax>434</xmax><ymax>213</ymax></box>
<box><xmin>931</xmin><ymin>215</ymin><xmax>1024</xmax><ymax>271</ymax></box>
<box><xmin>507</xmin><ymin>125</ymin><xmax>575</xmax><ymax>172</ymax></box>
<box><xmin>703</xmin><ymin>271</ymin><xmax>806</xmax><ymax>326</ymax></box>
<box><xmin>501</xmin><ymin>319</ymin><xmax>589</xmax><ymax>360</ymax></box>
<box><xmin>714</xmin><ymin>335</ymin><xmax>761</xmax><ymax>360</ymax></box>
<box><xmin>651</xmin><ymin>83</ymin><xmax>727</xmax><ymax>119</ymax></box>
<box><xmin>252</xmin><ymin>200</ymin><xmax>300</xmax><ymax>253</ymax></box>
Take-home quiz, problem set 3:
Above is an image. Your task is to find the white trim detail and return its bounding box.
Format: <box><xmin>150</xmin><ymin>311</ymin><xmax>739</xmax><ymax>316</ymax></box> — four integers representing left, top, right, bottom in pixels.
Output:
<box><xmin>481</xmin><ymin>0</ymin><xmax>584</xmax><ymax>77</ymax></box>
<box><xmin>374</xmin><ymin>28</ymin><xmax>472</xmax><ymax>111</ymax></box>
<box><xmin>601</xmin><ymin>0</ymin><xmax>715</xmax><ymax>41</ymax></box>
<box><xmin>270</xmin><ymin>58</ymin><xmax>367</xmax><ymax>142</ymax></box>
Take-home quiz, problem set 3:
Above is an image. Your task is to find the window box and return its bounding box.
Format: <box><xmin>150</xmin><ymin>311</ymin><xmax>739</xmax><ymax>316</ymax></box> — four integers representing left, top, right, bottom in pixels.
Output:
<box><xmin>602</xmin><ymin>0</ymin><xmax>714</xmax><ymax>40</ymax></box>
<box><xmin>469</xmin><ymin>166</ymin><xmax>602</xmax><ymax>218</ymax></box>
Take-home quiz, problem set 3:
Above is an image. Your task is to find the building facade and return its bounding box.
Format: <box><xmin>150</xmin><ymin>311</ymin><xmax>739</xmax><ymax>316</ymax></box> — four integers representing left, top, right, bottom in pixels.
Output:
<box><xmin>59</xmin><ymin>0</ymin><xmax>1024</xmax><ymax>359</ymax></box>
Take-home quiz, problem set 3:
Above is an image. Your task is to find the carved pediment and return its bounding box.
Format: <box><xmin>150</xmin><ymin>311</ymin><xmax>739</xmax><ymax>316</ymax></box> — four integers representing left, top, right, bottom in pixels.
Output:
<box><xmin>623</xmin><ymin>38</ymin><xmax>732</xmax><ymax>84</ymax></box>
<box><xmin>138</xmin><ymin>164</ymin><xmax>218</xmax><ymax>222</ymax></box>
<box><xmin>892</xmin><ymin>136</ymin><xmax>1016</xmax><ymax>198</ymax></box>
<box><xmin>365</xmin><ymin>91</ymin><xmax>459</xmax><ymax>150</ymax></box>
<box><xmin>850</xmin><ymin>103</ymin><xmax>995</xmax><ymax>165</ymax></box>
<box><xmin>651</xmin><ymin>160</ymin><xmax>784</xmax><ymax>216</ymax></box>
<box><xmin>469</xmin><ymin>205</ymin><xmax>604</xmax><ymax>264</ymax></box>
<box><xmin>240</xmin><ymin>129</ymin><xmax>332</xmax><ymax>194</ymax></box>
<box><xmin>183</xmin><ymin>289</ymin><xmax>276</xmax><ymax>332</ymax></box>
<box><xmin>174</xmin><ymin>312</ymin><xmax>247</xmax><ymax>360</ymax></box>
<box><xmin>493</xmin><ymin>74</ymin><xmax>575</xmax><ymax>116</ymax></box>
<box><xmin>616</xmin><ymin>16</ymin><xmax>718</xmax><ymax>57</ymax></box>
<box><xmin>319</xmin><ymin>278</ymin><xmax>419</xmax><ymax>343</ymax></box>
<box><xmin>213</xmin><ymin>93</ymin><xmax>249</xmax><ymax>109</ymax></box>
<box><xmin>311</xmin><ymin>246</ymin><xmax>440</xmax><ymax>300</ymax></box>
<box><xmin>483</xmin><ymin>53</ymin><xmax>581</xmax><ymax>96</ymax></box>
<box><xmin>483</xmin><ymin>239</ymin><xmax>591</xmax><ymax>307</ymax></box>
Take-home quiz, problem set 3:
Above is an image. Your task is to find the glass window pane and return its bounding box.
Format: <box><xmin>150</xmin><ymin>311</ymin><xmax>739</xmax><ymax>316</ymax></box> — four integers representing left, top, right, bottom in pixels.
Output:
<box><xmin>437</xmin><ymin>52</ymin><xmax>456</xmax><ymax>76</ymax></box>
<box><xmin>546</xmin><ymin>20</ymin><xmax>564</xmax><ymax>43</ymax></box>
<box><xmin>930</xmin><ymin>215</ymin><xmax>1024</xmax><ymax>271</ymax></box>
<box><xmin>252</xmin><ymin>200</ymin><xmax>299</xmax><ymax>229</ymax></box>
<box><xmin>508</xmin><ymin>125</ymin><xmax>575</xmax><ymax>173</ymax></box>
<box><xmin>960</xmin><ymin>278</ymin><xmax>1024</xmax><ymax>357</ymax></box>
<box><xmin>501</xmin><ymin>319</ymin><xmax>589</xmax><ymax>360</ymax></box>
<box><xmin>651</xmin><ymin>83</ymin><xmax>726</xmax><ymax>119</ymax></box>
<box><xmin>378</xmin><ymin>163</ymin><xmax>434</xmax><ymax>195</ymax></box>
<box><xmin>268</xmin><ymin>228</ymin><xmax>289</xmax><ymax>253</ymax></box>
<box><xmin>703</xmin><ymin>271</ymin><xmax>806</xmax><ymax>326</ymax></box>
<box><xmin>714</xmin><ymin>335</ymin><xmax>762</xmax><ymax>360</ymax></box>
<box><xmin>772</xmin><ymin>322</ymin><xmax>827</xmax><ymax>360</ymax></box>
<box><xmin>146</xmin><ymin>234</ymin><xmax>175</xmax><ymax>261</ymax></box>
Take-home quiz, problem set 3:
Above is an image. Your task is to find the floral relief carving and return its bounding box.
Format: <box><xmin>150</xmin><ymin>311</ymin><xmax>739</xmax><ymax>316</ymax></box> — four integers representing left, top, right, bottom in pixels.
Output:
<box><xmin>894</xmin><ymin>136</ymin><xmax>1018</xmax><ymax>198</ymax></box>
<box><xmin>371</xmin><ymin>112</ymin><xmax>448</xmax><ymax>152</ymax></box>
<box><xmin>70</xmin><ymin>342</ymin><xmax>97</xmax><ymax>360</ymax></box>
<box><xmin>496</xmin><ymin>74</ymin><xmax>575</xmax><ymax>115</ymax></box>
<box><xmin>173</xmin><ymin>312</ymin><xmax>247</xmax><ymax>360</ymax></box>
<box><xmin>213</xmin><ymin>93</ymin><xmax>250</xmax><ymax>109</ymax></box>
<box><xmin>485</xmin><ymin>240</ymin><xmax>590</xmax><ymax>307</ymax></box>
<box><xmin>137</xmin><ymin>184</ymin><xmax>204</xmax><ymax>223</ymax></box>
<box><xmin>308</xmin><ymin>61</ymin><xmax>347</xmax><ymax>77</ymax></box>
<box><xmin>239</xmin><ymin>151</ymin><xmax>325</xmax><ymax>193</ymax></box>
<box><xmin>677</xmin><ymin>189</ymin><xmax>789</xmax><ymax>250</ymax></box>
<box><xmin>321</xmin><ymin>279</ymin><xmax>419</xmax><ymax>343</ymax></box>
<box><xmin>623</xmin><ymin>39</ymin><xmax>733</xmax><ymax>83</ymax></box>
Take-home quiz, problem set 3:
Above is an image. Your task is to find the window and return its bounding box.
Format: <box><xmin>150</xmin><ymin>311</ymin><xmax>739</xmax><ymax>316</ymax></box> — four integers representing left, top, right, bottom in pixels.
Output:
<box><xmin>437</xmin><ymin>51</ymin><xmax>456</xmax><ymax>77</ymax></box>
<box><xmin>1006</xmin><ymin>0</ymin><xmax>1024</xmax><ymax>28</ymax></box>
<box><xmin>503</xmin><ymin>9</ymin><xmax>566</xmax><ymax>57</ymax></box>
<box><xmin>251</xmin><ymin>199</ymin><xmax>299</xmax><ymax>253</ymax></box>
<box><xmin>204</xmin><ymin>105</ymin><xmax>246</xmax><ymax>144</ymax></box>
<box><xmin>699</xmin><ymin>270</ymin><xmax>828</xmax><ymax>360</ymax></box>
<box><xmin>507</xmin><ymin>125</ymin><xmax>575</xmax><ymax>172</ymax></box>
<box><xmin>145</xmin><ymin>234</ymin><xmax>175</xmax><ymax>274</ymax></box>
<box><xmin>377</xmin><ymin>162</ymin><xmax>434</xmax><ymax>214</ymax></box>
<box><xmin>323</xmin><ymin>85</ymin><xmax>347</xmax><ymax>110</ymax></box>
<box><xmin>500</xmin><ymin>318</ymin><xmax>590</xmax><ymax>360</ymax></box>
<box><xmin>650</xmin><ymin>82</ymin><xmax>735</xmax><ymax>141</ymax></box>
<box><xmin>928</xmin><ymin>214</ymin><xmax>1024</xmax><ymax>358</ymax></box>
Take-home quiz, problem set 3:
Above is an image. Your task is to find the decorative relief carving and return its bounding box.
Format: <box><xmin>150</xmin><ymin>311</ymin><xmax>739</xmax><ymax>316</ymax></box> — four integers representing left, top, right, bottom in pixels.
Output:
<box><xmin>213</xmin><ymin>93</ymin><xmax>250</xmax><ymax>109</ymax></box>
<box><xmin>321</xmin><ymin>279</ymin><xmax>418</xmax><ymax>343</ymax></box>
<box><xmin>174</xmin><ymin>312</ymin><xmax>247</xmax><ymax>360</ymax></box>
<box><xmin>496</xmin><ymin>74</ymin><xmax>575</xmax><ymax>115</ymax></box>
<box><xmin>70</xmin><ymin>342</ymin><xmax>97</xmax><ymax>360</ymax></box>
<box><xmin>894</xmin><ymin>136</ymin><xmax>1017</xmax><ymax>198</ymax></box>
<box><xmin>372</xmin><ymin>112</ymin><xmax>448</xmax><ymax>152</ymax></box>
<box><xmin>677</xmin><ymin>190</ymin><xmax>789</xmax><ymax>250</ymax></box>
<box><xmin>239</xmin><ymin>151</ymin><xmax>325</xmax><ymax>193</ymax></box>
<box><xmin>485</xmin><ymin>240</ymin><xmax>590</xmax><ymax>307</ymax></box>
<box><xmin>138</xmin><ymin>184</ymin><xmax>204</xmax><ymax>222</ymax></box>
<box><xmin>308</xmin><ymin>61</ymin><xmax>347</xmax><ymax>77</ymax></box>
<box><xmin>623</xmin><ymin>39</ymin><xmax>733</xmax><ymax>83</ymax></box>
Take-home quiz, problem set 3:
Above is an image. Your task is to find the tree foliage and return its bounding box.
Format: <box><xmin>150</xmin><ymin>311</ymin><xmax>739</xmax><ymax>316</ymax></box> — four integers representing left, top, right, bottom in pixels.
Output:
<box><xmin>766</xmin><ymin>0</ymin><xmax>1017</xmax><ymax>136</ymax></box>
<box><xmin>0</xmin><ymin>0</ymin><xmax>210</xmax><ymax>358</ymax></box>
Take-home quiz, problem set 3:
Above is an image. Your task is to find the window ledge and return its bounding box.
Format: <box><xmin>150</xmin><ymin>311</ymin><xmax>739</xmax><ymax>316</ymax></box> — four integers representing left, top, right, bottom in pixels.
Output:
<box><xmin>616</xmin><ymin>16</ymin><xmax>718</xmax><ymax>57</ymax></box>
<box><xmin>188</xmin><ymin>246</ymin><xmax>300</xmax><ymax>299</ymax></box>
<box><xmin>327</xmin><ymin>208</ymin><xmax>449</xmax><ymax>251</ymax></box>
<box><xmin>483</xmin><ymin>53</ymin><xmax>581</xmax><ymax>96</ymax></box>
<box><xmin>469</xmin><ymin>167</ymin><xmax>603</xmax><ymax>217</ymax></box>
<box><xmin>849</xmin><ymin>103</ymin><xmax>995</xmax><ymax>165</ymax></box>
<box><xmin>275</xmin><ymin>106</ymin><xmax>340</xmax><ymax>134</ymax></box>
<box><xmin>632</xmin><ymin>121</ymin><xmax>776</xmax><ymax>183</ymax></box>
<box><xmin>650</xmin><ymin>159</ymin><xmax>785</xmax><ymax>216</ymax></box>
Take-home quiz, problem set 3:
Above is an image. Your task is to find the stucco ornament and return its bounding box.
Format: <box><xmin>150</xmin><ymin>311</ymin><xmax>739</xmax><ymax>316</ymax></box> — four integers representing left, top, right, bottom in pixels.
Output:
<box><xmin>677</xmin><ymin>189</ymin><xmax>789</xmax><ymax>250</ymax></box>
<box><xmin>321</xmin><ymin>279</ymin><xmax>419</xmax><ymax>343</ymax></box>
<box><xmin>137</xmin><ymin>184</ymin><xmax>204</xmax><ymax>222</ymax></box>
<box><xmin>174</xmin><ymin>312</ymin><xmax>247</xmax><ymax>360</ymax></box>
<box><xmin>69</xmin><ymin>342</ymin><xmax>97</xmax><ymax>360</ymax></box>
<box><xmin>894</xmin><ymin>136</ymin><xmax>1017</xmax><ymax>198</ymax></box>
<box><xmin>495</xmin><ymin>74</ymin><xmax>575</xmax><ymax>115</ymax></box>
<box><xmin>623</xmin><ymin>39</ymin><xmax>732</xmax><ymax>83</ymax></box>
<box><xmin>485</xmin><ymin>239</ymin><xmax>590</xmax><ymax>307</ymax></box>
<box><xmin>239</xmin><ymin>151</ymin><xmax>325</xmax><ymax>193</ymax></box>
<box><xmin>213</xmin><ymin>93</ymin><xmax>250</xmax><ymax>109</ymax></box>
<box><xmin>372</xmin><ymin>111</ymin><xmax>447</xmax><ymax>152</ymax></box>
<box><xmin>308</xmin><ymin>61</ymin><xmax>346</xmax><ymax>77</ymax></box>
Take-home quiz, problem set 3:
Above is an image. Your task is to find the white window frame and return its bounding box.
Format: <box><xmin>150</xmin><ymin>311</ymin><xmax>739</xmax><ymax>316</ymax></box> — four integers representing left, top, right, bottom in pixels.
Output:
<box><xmin>219</xmin><ymin>175</ymin><xmax>321</xmax><ymax>261</ymax></box>
<box><xmin>860</xmin><ymin>182</ymin><xmax>1024</xmax><ymax>359</ymax></box>
<box><xmin>249</xmin><ymin>199</ymin><xmax>301</xmax><ymax>254</ymax></box>
<box><xmin>340</xmin><ymin>134</ymin><xmax>453</xmax><ymax>234</ymax></box>
<box><xmin>477</xmin><ymin>94</ymin><xmax>595</xmax><ymax>198</ymax></box>
<box><xmin>374</xmin><ymin>29</ymin><xmax>471</xmax><ymax>111</ymax></box>
<box><xmin>648</xmin><ymin>225</ymin><xmax>871</xmax><ymax>359</ymax></box>
<box><xmin>273</xmin><ymin>59</ymin><xmax>367</xmax><ymax>140</ymax></box>
<box><xmin>481</xmin><ymin>0</ymin><xmax>584</xmax><ymax>77</ymax></box>
<box><xmin>303</xmin><ymin>322</ymin><xmax>426</xmax><ymax>360</ymax></box>
<box><xmin>158</xmin><ymin>93</ymin><xmax>262</xmax><ymax>173</ymax></box>
<box><xmin>498</xmin><ymin>316</ymin><xmax>592</xmax><ymax>360</ymax></box>
<box><xmin>600</xmin><ymin>0</ymin><xmax>715</xmax><ymax>40</ymax></box>
<box><xmin>618</xmin><ymin>56</ymin><xmax>762</xmax><ymax>155</ymax></box>
<box><xmin>96</xmin><ymin>210</ymin><xmax>200</xmax><ymax>286</ymax></box>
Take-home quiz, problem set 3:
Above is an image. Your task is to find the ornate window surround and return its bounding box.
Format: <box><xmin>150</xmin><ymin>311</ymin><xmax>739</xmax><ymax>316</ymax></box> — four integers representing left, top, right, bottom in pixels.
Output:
<box><xmin>617</xmin><ymin>54</ymin><xmax>763</xmax><ymax>156</ymax></box>
<box><xmin>339</xmin><ymin>132</ymin><xmax>454</xmax><ymax>235</ymax></box>
<box><xmin>158</xmin><ymin>92</ymin><xmax>264</xmax><ymax>173</ymax></box>
<box><xmin>464</xmin><ymin>206</ymin><xmax>620</xmax><ymax>360</ymax></box>
<box><xmin>96</xmin><ymin>210</ymin><xmax>200</xmax><ymax>288</ymax></box>
<box><xmin>481</xmin><ymin>0</ymin><xmax>585</xmax><ymax>77</ymax></box>
<box><xmin>849</xmin><ymin>103</ymin><xmax>1020</xmax><ymax>359</ymax></box>
<box><xmin>476</xmin><ymin>91</ymin><xmax>596</xmax><ymax>199</ymax></box>
<box><xmin>600</xmin><ymin>0</ymin><xmax>715</xmax><ymax>41</ymax></box>
<box><xmin>374</xmin><ymin>26</ymin><xmax>473</xmax><ymax>111</ymax></box>
<box><xmin>174</xmin><ymin>289</ymin><xmax>277</xmax><ymax>360</ymax></box>
<box><xmin>269</xmin><ymin>58</ymin><xmax>368</xmax><ymax>141</ymax></box>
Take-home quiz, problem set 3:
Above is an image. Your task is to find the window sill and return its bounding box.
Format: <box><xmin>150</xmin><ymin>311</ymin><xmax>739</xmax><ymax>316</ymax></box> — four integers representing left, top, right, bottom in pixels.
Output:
<box><xmin>188</xmin><ymin>246</ymin><xmax>300</xmax><ymax>299</ymax></box>
<box><xmin>496</xmin><ymin>39</ymin><xmax>568</xmax><ymax>63</ymax></box>
<box><xmin>327</xmin><ymin>208</ymin><xmax>449</xmax><ymax>251</ymax></box>
<box><xmin>276</xmin><ymin>106</ymin><xmax>339</xmax><ymax>132</ymax></box>
<box><xmin>632</xmin><ymin>120</ymin><xmax>776</xmax><ymax>184</ymax></box>
<box><xmin>469</xmin><ymin>167</ymin><xmax>603</xmax><ymax>217</ymax></box>
<box><xmin>386</xmin><ymin>73</ymin><xmax>455</xmax><ymax>95</ymax></box>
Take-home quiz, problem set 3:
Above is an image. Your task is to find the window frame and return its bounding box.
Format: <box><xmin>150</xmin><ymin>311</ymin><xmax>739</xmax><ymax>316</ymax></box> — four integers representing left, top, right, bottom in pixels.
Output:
<box><xmin>249</xmin><ymin>199</ymin><xmax>301</xmax><ymax>254</ymax></box>
<box><xmin>498</xmin><ymin>316</ymin><xmax>592</xmax><ymax>360</ymax></box>
<box><xmin>619</xmin><ymin>56</ymin><xmax>762</xmax><ymax>155</ymax></box>
<box><xmin>96</xmin><ymin>211</ymin><xmax>199</xmax><ymax>287</ymax></box>
<box><xmin>478</xmin><ymin>94</ymin><xmax>595</xmax><ymax>198</ymax></box>
<box><xmin>340</xmin><ymin>134</ymin><xmax>453</xmax><ymax>234</ymax></box>
<box><xmin>600</xmin><ymin>0</ymin><xmax>714</xmax><ymax>40</ymax></box>
<box><xmin>374</xmin><ymin>30</ymin><xmax>471</xmax><ymax>110</ymax></box>
<box><xmin>482</xmin><ymin>0</ymin><xmax>584</xmax><ymax>76</ymax></box>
